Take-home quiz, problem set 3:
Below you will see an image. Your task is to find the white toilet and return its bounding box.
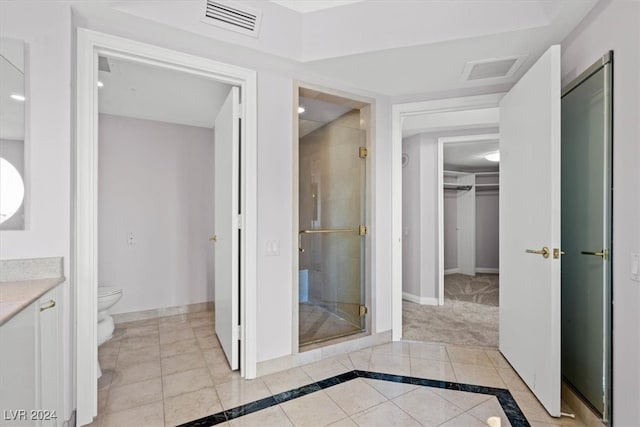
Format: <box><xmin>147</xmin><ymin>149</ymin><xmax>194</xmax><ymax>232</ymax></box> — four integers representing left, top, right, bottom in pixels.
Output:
<box><xmin>97</xmin><ymin>286</ymin><xmax>123</xmax><ymax>377</ymax></box>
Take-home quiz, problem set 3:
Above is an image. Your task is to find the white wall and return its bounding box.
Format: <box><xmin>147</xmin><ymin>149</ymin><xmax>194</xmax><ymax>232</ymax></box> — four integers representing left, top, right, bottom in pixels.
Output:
<box><xmin>475</xmin><ymin>191</ymin><xmax>499</xmax><ymax>270</ymax></box>
<box><xmin>402</xmin><ymin>135</ymin><xmax>421</xmax><ymax>296</ymax></box>
<box><xmin>443</xmin><ymin>190</ymin><xmax>457</xmax><ymax>270</ymax></box>
<box><xmin>0</xmin><ymin>2</ymin><xmax>73</xmax><ymax>422</ymax></box>
<box><xmin>98</xmin><ymin>114</ymin><xmax>215</xmax><ymax>314</ymax></box>
<box><xmin>561</xmin><ymin>1</ymin><xmax>640</xmax><ymax>424</ymax></box>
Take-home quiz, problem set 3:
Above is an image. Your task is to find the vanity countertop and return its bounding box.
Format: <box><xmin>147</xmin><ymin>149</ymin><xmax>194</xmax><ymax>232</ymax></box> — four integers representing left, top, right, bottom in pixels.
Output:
<box><xmin>0</xmin><ymin>257</ymin><xmax>65</xmax><ymax>326</ymax></box>
<box><xmin>0</xmin><ymin>277</ymin><xmax>65</xmax><ymax>326</ymax></box>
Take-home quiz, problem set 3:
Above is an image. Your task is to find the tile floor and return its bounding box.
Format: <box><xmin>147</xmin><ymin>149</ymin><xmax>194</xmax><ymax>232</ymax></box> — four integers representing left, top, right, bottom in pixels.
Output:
<box><xmin>90</xmin><ymin>310</ymin><xmax>586</xmax><ymax>427</ymax></box>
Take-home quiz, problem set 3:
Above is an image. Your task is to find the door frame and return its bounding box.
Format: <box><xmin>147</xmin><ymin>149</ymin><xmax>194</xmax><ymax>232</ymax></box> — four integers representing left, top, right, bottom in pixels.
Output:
<box><xmin>75</xmin><ymin>28</ymin><xmax>258</xmax><ymax>425</ymax></box>
<box><xmin>391</xmin><ymin>94</ymin><xmax>504</xmax><ymax>340</ymax></box>
<box><xmin>292</xmin><ymin>81</ymin><xmax>374</xmax><ymax>352</ymax></box>
<box><xmin>437</xmin><ymin>134</ymin><xmax>499</xmax><ymax>305</ymax></box>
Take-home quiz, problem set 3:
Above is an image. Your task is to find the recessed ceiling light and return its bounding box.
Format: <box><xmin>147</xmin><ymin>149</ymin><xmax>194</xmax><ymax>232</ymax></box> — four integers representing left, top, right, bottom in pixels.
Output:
<box><xmin>485</xmin><ymin>152</ymin><xmax>500</xmax><ymax>162</ymax></box>
<box><xmin>97</xmin><ymin>81</ymin><xmax>104</xmax><ymax>88</ymax></box>
<box><xmin>298</xmin><ymin>106</ymin><xmax>305</xmax><ymax>114</ymax></box>
<box><xmin>10</xmin><ymin>94</ymin><xmax>25</xmax><ymax>102</ymax></box>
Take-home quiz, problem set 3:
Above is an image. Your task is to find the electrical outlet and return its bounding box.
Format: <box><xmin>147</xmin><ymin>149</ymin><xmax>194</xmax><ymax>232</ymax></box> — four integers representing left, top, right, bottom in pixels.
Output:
<box><xmin>127</xmin><ymin>232</ymin><xmax>136</xmax><ymax>245</ymax></box>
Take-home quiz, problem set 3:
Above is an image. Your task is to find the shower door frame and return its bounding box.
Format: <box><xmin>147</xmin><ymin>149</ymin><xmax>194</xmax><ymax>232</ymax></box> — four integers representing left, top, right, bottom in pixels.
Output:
<box><xmin>292</xmin><ymin>81</ymin><xmax>374</xmax><ymax>352</ymax></box>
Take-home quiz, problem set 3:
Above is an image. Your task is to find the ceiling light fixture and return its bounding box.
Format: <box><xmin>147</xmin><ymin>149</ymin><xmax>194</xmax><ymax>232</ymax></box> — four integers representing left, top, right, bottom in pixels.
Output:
<box><xmin>10</xmin><ymin>94</ymin><xmax>25</xmax><ymax>102</ymax></box>
<box><xmin>485</xmin><ymin>152</ymin><xmax>500</xmax><ymax>162</ymax></box>
<box><xmin>97</xmin><ymin>81</ymin><xmax>104</xmax><ymax>88</ymax></box>
<box><xmin>298</xmin><ymin>106</ymin><xmax>305</xmax><ymax>114</ymax></box>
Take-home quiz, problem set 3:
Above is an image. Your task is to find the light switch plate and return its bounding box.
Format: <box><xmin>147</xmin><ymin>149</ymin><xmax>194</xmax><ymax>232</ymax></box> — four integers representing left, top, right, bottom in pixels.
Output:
<box><xmin>631</xmin><ymin>253</ymin><xmax>640</xmax><ymax>282</ymax></box>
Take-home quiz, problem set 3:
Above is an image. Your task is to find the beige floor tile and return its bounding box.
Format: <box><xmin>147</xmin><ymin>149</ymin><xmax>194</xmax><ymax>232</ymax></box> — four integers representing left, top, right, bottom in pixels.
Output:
<box><xmin>325</xmin><ymin>379</ymin><xmax>388</xmax><ymax>416</ymax></box>
<box><xmin>368</xmin><ymin>353</ymin><xmax>411</xmax><ymax>376</ymax></box>
<box><xmin>408</xmin><ymin>341</ymin><xmax>449</xmax><ymax>362</ymax></box>
<box><xmin>98</xmin><ymin>369</ymin><xmax>114</xmax><ymax>391</ymax></box>
<box><xmin>161</xmin><ymin>350</ymin><xmax>206</xmax><ymax>376</ymax></box>
<box><xmin>119</xmin><ymin>334</ymin><xmax>160</xmax><ymax>351</ymax></box>
<box><xmin>215</xmin><ymin>378</ymin><xmax>272</xmax><ymax>409</ymax></box>
<box><xmin>112</xmin><ymin>360</ymin><xmax>162</xmax><ymax>387</ymax></box>
<box><xmin>163</xmin><ymin>367</ymin><xmax>214</xmax><ymax>398</ymax></box>
<box><xmin>160</xmin><ymin>337</ymin><xmax>200</xmax><ymax>358</ymax></box>
<box><xmin>193</xmin><ymin>324</ymin><xmax>216</xmax><ymax>339</ymax></box>
<box><xmin>301</xmin><ymin>357</ymin><xmax>351</xmax><ymax>381</ymax></box>
<box><xmin>207</xmin><ymin>359</ymin><xmax>240</xmax><ymax>384</ymax></box>
<box><xmin>485</xmin><ymin>350</ymin><xmax>513</xmax><ymax>369</ymax></box>
<box><xmin>327</xmin><ymin>418</ymin><xmax>359</xmax><ymax>427</ymax></box>
<box><xmin>124</xmin><ymin>324</ymin><xmax>159</xmax><ymax>338</ymax></box>
<box><xmin>163</xmin><ymin>387</ymin><xmax>223</xmax><ymax>427</ymax></box>
<box><xmin>116</xmin><ymin>318</ymin><xmax>158</xmax><ymax>329</ymax></box>
<box><xmin>410</xmin><ymin>358</ymin><xmax>457</xmax><ymax>382</ymax></box>
<box><xmin>512</xmin><ymin>391</ymin><xmax>584</xmax><ymax>426</ymax></box>
<box><xmin>392</xmin><ymin>387</ymin><xmax>464</xmax><ymax>426</ymax></box>
<box><xmin>102</xmin><ymin>400</ymin><xmax>164</xmax><ymax>427</ymax></box>
<box><xmin>117</xmin><ymin>345</ymin><xmax>161</xmax><ymax>366</ymax></box>
<box><xmin>468</xmin><ymin>396</ymin><xmax>513</xmax><ymax>427</ymax></box>
<box><xmin>348</xmin><ymin>349</ymin><xmax>372</xmax><ymax>370</ymax></box>
<box><xmin>439</xmin><ymin>412</ymin><xmax>489</xmax><ymax>427</ymax></box>
<box><xmin>198</xmin><ymin>334</ymin><xmax>222</xmax><ymax>350</ymax></box>
<box><xmin>351</xmin><ymin>401</ymin><xmax>421</xmax><ymax>427</ymax></box>
<box><xmin>159</xmin><ymin>327</ymin><xmax>196</xmax><ymax>345</ymax></box>
<box><xmin>229</xmin><ymin>406</ymin><xmax>293</xmax><ymax>427</ymax></box>
<box><xmin>446</xmin><ymin>346</ymin><xmax>493</xmax><ymax>367</ymax></box>
<box><xmin>363</xmin><ymin>378</ymin><xmax>418</xmax><ymax>400</ymax></box>
<box><xmin>85</xmin><ymin>414</ymin><xmax>103</xmax><ymax>427</ymax></box>
<box><xmin>280</xmin><ymin>391</ymin><xmax>347</xmax><ymax>427</ymax></box>
<box><xmin>158</xmin><ymin>313</ymin><xmax>189</xmax><ymax>325</ymax></box>
<box><xmin>98</xmin><ymin>386</ymin><xmax>110</xmax><ymax>412</ymax></box>
<box><xmin>452</xmin><ymin>363</ymin><xmax>506</xmax><ymax>388</ymax></box>
<box><xmin>99</xmin><ymin>346</ymin><xmax>120</xmax><ymax>371</ymax></box>
<box><xmin>190</xmin><ymin>317</ymin><xmax>215</xmax><ymax>328</ymax></box>
<box><xmin>429</xmin><ymin>388</ymin><xmax>492</xmax><ymax>411</ymax></box>
<box><xmin>262</xmin><ymin>367</ymin><xmax>314</xmax><ymax>395</ymax></box>
<box><xmin>498</xmin><ymin>367</ymin><xmax>529</xmax><ymax>392</ymax></box>
<box><xmin>372</xmin><ymin>342</ymin><xmax>411</xmax><ymax>357</ymax></box>
<box><xmin>106</xmin><ymin>377</ymin><xmax>163</xmax><ymax>413</ymax></box>
<box><xmin>202</xmin><ymin>347</ymin><xmax>226</xmax><ymax>364</ymax></box>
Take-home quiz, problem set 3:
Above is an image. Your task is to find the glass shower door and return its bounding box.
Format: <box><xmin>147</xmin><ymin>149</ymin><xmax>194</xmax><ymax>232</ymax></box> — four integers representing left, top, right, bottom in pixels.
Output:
<box><xmin>298</xmin><ymin>110</ymin><xmax>366</xmax><ymax>346</ymax></box>
<box><xmin>561</xmin><ymin>59</ymin><xmax>612</xmax><ymax>418</ymax></box>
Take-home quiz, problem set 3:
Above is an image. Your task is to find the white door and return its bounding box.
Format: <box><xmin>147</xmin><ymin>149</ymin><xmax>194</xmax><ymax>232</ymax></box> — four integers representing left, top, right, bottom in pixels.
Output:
<box><xmin>214</xmin><ymin>87</ymin><xmax>240</xmax><ymax>370</ymax></box>
<box><xmin>499</xmin><ymin>45</ymin><xmax>561</xmax><ymax>417</ymax></box>
<box><xmin>457</xmin><ymin>173</ymin><xmax>476</xmax><ymax>276</ymax></box>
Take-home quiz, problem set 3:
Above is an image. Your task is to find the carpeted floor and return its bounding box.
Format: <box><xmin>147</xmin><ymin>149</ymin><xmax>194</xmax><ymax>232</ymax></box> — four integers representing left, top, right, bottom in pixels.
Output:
<box><xmin>403</xmin><ymin>274</ymin><xmax>499</xmax><ymax>348</ymax></box>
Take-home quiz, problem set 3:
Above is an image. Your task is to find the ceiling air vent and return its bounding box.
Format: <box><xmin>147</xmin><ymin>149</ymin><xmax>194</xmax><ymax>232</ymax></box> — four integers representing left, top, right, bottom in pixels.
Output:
<box><xmin>460</xmin><ymin>55</ymin><xmax>528</xmax><ymax>82</ymax></box>
<box><xmin>202</xmin><ymin>0</ymin><xmax>263</xmax><ymax>38</ymax></box>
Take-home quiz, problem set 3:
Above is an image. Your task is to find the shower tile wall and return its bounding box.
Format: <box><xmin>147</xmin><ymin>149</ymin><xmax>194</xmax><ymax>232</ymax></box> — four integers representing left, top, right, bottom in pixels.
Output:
<box><xmin>299</xmin><ymin>110</ymin><xmax>365</xmax><ymax>327</ymax></box>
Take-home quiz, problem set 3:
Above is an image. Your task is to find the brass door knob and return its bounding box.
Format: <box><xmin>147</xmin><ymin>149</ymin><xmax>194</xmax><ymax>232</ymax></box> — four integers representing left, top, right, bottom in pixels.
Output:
<box><xmin>209</xmin><ymin>235</ymin><xmax>218</xmax><ymax>242</ymax></box>
<box><xmin>525</xmin><ymin>246</ymin><xmax>550</xmax><ymax>259</ymax></box>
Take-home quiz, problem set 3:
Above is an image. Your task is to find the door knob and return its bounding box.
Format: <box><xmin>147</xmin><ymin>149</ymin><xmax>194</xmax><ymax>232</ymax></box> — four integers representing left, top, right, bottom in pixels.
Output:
<box><xmin>209</xmin><ymin>235</ymin><xmax>218</xmax><ymax>242</ymax></box>
<box><xmin>525</xmin><ymin>246</ymin><xmax>550</xmax><ymax>259</ymax></box>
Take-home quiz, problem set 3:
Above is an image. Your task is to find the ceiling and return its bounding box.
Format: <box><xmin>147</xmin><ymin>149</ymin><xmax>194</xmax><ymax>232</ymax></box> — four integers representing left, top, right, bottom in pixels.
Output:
<box><xmin>98</xmin><ymin>56</ymin><xmax>232</xmax><ymax>128</ymax></box>
<box><xmin>271</xmin><ymin>0</ymin><xmax>364</xmax><ymax>14</ymax></box>
<box><xmin>0</xmin><ymin>39</ymin><xmax>25</xmax><ymax>140</ymax></box>
<box><xmin>444</xmin><ymin>139</ymin><xmax>500</xmax><ymax>171</ymax></box>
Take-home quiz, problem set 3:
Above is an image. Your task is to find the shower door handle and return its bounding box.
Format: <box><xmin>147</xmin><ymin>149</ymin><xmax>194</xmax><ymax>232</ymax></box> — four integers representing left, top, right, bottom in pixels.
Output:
<box><xmin>581</xmin><ymin>249</ymin><xmax>609</xmax><ymax>260</ymax></box>
<box><xmin>298</xmin><ymin>228</ymin><xmax>354</xmax><ymax>253</ymax></box>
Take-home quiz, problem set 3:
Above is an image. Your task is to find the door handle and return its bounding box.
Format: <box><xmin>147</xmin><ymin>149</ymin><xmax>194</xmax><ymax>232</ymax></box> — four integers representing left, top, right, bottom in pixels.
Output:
<box><xmin>298</xmin><ymin>228</ymin><xmax>353</xmax><ymax>253</ymax></box>
<box><xmin>209</xmin><ymin>235</ymin><xmax>218</xmax><ymax>242</ymax></box>
<box><xmin>581</xmin><ymin>249</ymin><xmax>609</xmax><ymax>260</ymax></box>
<box><xmin>525</xmin><ymin>246</ymin><xmax>550</xmax><ymax>259</ymax></box>
<box><xmin>40</xmin><ymin>300</ymin><xmax>56</xmax><ymax>312</ymax></box>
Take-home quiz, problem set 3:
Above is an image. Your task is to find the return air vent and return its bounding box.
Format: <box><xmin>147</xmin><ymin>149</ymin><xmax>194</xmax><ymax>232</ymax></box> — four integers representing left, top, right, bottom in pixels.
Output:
<box><xmin>460</xmin><ymin>55</ymin><xmax>528</xmax><ymax>82</ymax></box>
<box><xmin>202</xmin><ymin>0</ymin><xmax>263</xmax><ymax>38</ymax></box>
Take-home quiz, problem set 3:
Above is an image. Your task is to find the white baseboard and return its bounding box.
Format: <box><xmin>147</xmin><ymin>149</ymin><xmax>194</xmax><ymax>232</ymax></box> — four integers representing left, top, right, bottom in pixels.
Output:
<box><xmin>444</xmin><ymin>268</ymin><xmax>459</xmax><ymax>275</ymax></box>
<box><xmin>112</xmin><ymin>301</ymin><xmax>214</xmax><ymax>324</ymax></box>
<box><xmin>475</xmin><ymin>268</ymin><xmax>499</xmax><ymax>274</ymax></box>
<box><xmin>402</xmin><ymin>292</ymin><xmax>439</xmax><ymax>306</ymax></box>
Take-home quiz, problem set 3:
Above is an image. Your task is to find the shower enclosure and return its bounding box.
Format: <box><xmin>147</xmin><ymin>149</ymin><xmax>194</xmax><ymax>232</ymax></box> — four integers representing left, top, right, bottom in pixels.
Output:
<box><xmin>297</xmin><ymin>89</ymin><xmax>369</xmax><ymax>347</ymax></box>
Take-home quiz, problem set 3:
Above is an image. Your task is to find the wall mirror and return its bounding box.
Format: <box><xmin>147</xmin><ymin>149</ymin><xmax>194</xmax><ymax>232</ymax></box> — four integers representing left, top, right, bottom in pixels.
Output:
<box><xmin>0</xmin><ymin>38</ymin><xmax>26</xmax><ymax>230</ymax></box>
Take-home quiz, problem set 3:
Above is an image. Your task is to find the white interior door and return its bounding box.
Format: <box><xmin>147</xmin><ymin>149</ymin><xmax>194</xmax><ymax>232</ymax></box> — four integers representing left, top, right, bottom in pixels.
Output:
<box><xmin>214</xmin><ymin>86</ymin><xmax>240</xmax><ymax>370</ymax></box>
<box><xmin>499</xmin><ymin>45</ymin><xmax>561</xmax><ymax>417</ymax></box>
<box><xmin>457</xmin><ymin>173</ymin><xmax>476</xmax><ymax>276</ymax></box>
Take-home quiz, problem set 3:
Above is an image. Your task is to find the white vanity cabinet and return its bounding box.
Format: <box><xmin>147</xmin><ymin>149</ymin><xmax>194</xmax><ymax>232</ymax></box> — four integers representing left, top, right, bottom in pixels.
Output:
<box><xmin>0</xmin><ymin>285</ymin><xmax>63</xmax><ymax>426</ymax></box>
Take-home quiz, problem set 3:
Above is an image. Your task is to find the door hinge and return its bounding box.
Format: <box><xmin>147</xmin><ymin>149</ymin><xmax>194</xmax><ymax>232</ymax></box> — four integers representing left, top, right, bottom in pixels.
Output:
<box><xmin>237</xmin><ymin>214</ymin><xmax>243</xmax><ymax>230</ymax></box>
<box><xmin>553</xmin><ymin>248</ymin><xmax>565</xmax><ymax>259</ymax></box>
<box><xmin>359</xmin><ymin>305</ymin><xmax>368</xmax><ymax>317</ymax></box>
<box><xmin>359</xmin><ymin>146</ymin><xmax>368</xmax><ymax>159</ymax></box>
<box><xmin>359</xmin><ymin>225</ymin><xmax>368</xmax><ymax>236</ymax></box>
<box><xmin>236</xmin><ymin>325</ymin><xmax>242</xmax><ymax>341</ymax></box>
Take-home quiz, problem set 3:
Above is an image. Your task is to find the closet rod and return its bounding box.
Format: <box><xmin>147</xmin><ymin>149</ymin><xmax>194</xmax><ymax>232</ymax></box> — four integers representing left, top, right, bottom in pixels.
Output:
<box><xmin>443</xmin><ymin>185</ymin><xmax>473</xmax><ymax>191</ymax></box>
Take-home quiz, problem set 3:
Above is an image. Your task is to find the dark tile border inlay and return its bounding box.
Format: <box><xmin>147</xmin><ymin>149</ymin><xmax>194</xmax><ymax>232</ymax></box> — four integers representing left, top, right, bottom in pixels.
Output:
<box><xmin>177</xmin><ymin>370</ymin><xmax>530</xmax><ymax>427</ymax></box>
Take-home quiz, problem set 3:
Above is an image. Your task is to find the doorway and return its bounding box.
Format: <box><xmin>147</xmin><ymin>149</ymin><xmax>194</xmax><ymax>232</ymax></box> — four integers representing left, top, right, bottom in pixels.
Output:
<box><xmin>75</xmin><ymin>29</ymin><xmax>258</xmax><ymax>426</ymax></box>
<box><xmin>294</xmin><ymin>85</ymin><xmax>372</xmax><ymax>349</ymax></box>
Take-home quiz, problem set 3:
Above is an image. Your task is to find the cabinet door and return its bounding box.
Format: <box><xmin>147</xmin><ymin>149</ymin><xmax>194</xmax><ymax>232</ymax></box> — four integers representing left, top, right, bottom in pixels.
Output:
<box><xmin>38</xmin><ymin>288</ymin><xmax>61</xmax><ymax>427</ymax></box>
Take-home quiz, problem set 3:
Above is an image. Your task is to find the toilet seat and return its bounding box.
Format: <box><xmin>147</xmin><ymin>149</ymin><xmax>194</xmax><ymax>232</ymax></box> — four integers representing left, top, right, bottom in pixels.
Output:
<box><xmin>99</xmin><ymin>286</ymin><xmax>121</xmax><ymax>297</ymax></box>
